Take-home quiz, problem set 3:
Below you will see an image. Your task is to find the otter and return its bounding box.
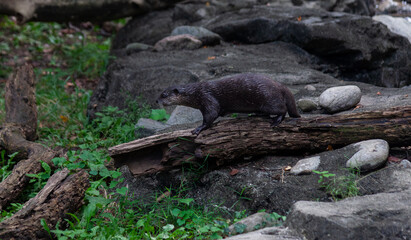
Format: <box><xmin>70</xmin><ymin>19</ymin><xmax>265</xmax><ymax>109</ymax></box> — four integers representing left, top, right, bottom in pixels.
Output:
<box><xmin>156</xmin><ymin>73</ymin><xmax>301</xmax><ymax>135</ymax></box>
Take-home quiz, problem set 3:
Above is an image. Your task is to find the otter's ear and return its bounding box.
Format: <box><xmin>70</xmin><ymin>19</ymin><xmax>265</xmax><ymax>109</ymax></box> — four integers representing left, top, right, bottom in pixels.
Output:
<box><xmin>172</xmin><ymin>88</ymin><xmax>180</xmax><ymax>94</ymax></box>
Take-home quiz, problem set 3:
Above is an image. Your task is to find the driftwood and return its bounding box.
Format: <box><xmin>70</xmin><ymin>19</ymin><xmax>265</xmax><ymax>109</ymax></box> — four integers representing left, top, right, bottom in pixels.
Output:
<box><xmin>0</xmin><ymin>64</ymin><xmax>58</xmax><ymax>210</ymax></box>
<box><xmin>109</xmin><ymin>106</ymin><xmax>411</xmax><ymax>176</ymax></box>
<box><xmin>0</xmin><ymin>64</ymin><xmax>90</xmax><ymax>238</ymax></box>
<box><xmin>0</xmin><ymin>0</ymin><xmax>182</xmax><ymax>23</ymax></box>
<box><xmin>0</xmin><ymin>169</ymin><xmax>89</xmax><ymax>240</ymax></box>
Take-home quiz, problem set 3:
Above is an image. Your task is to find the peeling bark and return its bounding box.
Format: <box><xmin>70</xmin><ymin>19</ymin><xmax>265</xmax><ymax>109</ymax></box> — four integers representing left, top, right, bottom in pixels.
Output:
<box><xmin>5</xmin><ymin>63</ymin><xmax>37</xmax><ymax>141</ymax></box>
<box><xmin>109</xmin><ymin>106</ymin><xmax>411</xmax><ymax>176</ymax></box>
<box><xmin>0</xmin><ymin>64</ymin><xmax>90</xmax><ymax>238</ymax></box>
<box><xmin>0</xmin><ymin>64</ymin><xmax>56</xmax><ymax>210</ymax></box>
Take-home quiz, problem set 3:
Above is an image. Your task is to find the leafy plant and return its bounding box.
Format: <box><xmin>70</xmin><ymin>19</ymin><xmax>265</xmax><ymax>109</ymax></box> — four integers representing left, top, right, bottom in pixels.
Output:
<box><xmin>49</xmin><ymin>186</ymin><xmax>229</xmax><ymax>239</ymax></box>
<box><xmin>313</xmin><ymin>170</ymin><xmax>360</xmax><ymax>201</ymax></box>
<box><xmin>26</xmin><ymin>161</ymin><xmax>52</xmax><ymax>196</ymax></box>
<box><xmin>0</xmin><ymin>203</ymin><xmax>23</xmax><ymax>222</ymax></box>
<box><xmin>149</xmin><ymin>109</ymin><xmax>170</xmax><ymax>121</ymax></box>
<box><xmin>0</xmin><ymin>150</ymin><xmax>19</xmax><ymax>181</ymax></box>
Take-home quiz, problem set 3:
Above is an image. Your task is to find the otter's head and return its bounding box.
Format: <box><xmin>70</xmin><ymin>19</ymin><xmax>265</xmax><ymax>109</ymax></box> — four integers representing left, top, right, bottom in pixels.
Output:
<box><xmin>156</xmin><ymin>86</ymin><xmax>188</xmax><ymax>107</ymax></box>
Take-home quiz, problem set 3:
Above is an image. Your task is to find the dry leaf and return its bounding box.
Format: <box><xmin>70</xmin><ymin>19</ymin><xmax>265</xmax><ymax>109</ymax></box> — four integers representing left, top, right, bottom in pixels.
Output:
<box><xmin>207</xmin><ymin>56</ymin><xmax>216</xmax><ymax>60</ymax></box>
<box><xmin>60</xmin><ymin>115</ymin><xmax>69</xmax><ymax>123</ymax></box>
<box><xmin>65</xmin><ymin>82</ymin><xmax>74</xmax><ymax>88</ymax></box>
<box><xmin>156</xmin><ymin>191</ymin><xmax>171</xmax><ymax>202</ymax></box>
<box><xmin>327</xmin><ymin>145</ymin><xmax>333</xmax><ymax>151</ymax></box>
<box><xmin>61</xmin><ymin>28</ymin><xmax>75</xmax><ymax>34</ymax></box>
<box><xmin>284</xmin><ymin>166</ymin><xmax>292</xmax><ymax>171</ymax></box>
<box><xmin>377</xmin><ymin>91</ymin><xmax>381</xmax><ymax>95</ymax></box>
<box><xmin>297</xmin><ymin>16</ymin><xmax>302</xmax><ymax>21</ymax></box>
<box><xmin>388</xmin><ymin>156</ymin><xmax>401</xmax><ymax>163</ymax></box>
<box><xmin>354</xmin><ymin>104</ymin><xmax>363</xmax><ymax>109</ymax></box>
<box><xmin>230</xmin><ymin>168</ymin><xmax>240</xmax><ymax>176</ymax></box>
<box><xmin>42</xmin><ymin>45</ymin><xmax>54</xmax><ymax>53</ymax></box>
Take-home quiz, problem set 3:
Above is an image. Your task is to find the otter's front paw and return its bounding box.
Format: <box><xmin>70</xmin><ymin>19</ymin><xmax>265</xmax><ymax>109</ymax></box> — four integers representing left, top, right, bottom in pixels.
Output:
<box><xmin>191</xmin><ymin>127</ymin><xmax>202</xmax><ymax>135</ymax></box>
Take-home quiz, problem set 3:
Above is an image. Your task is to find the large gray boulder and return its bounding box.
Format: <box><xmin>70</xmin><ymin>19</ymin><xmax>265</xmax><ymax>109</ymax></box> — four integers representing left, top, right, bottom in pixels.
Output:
<box><xmin>373</xmin><ymin>15</ymin><xmax>411</xmax><ymax>43</ymax></box>
<box><xmin>112</xmin><ymin>0</ymin><xmax>376</xmax><ymax>48</ymax></box>
<box><xmin>205</xmin><ymin>6</ymin><xmax>411</xmax><ymax>87</ymax></box>
<box><xmin>286</xmin><ymin>189</ymin><xmax>411</xmax><ymax>240</ymax></box>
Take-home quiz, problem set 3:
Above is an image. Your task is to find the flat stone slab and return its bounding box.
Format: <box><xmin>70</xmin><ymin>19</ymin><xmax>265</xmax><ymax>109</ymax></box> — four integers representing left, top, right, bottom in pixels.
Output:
<box><xmin>290</xmin><ymin>156</ymin><xmax>320</xmax><ymax>175</ymax></box>
<box><xmin>154</xmin><ymin>34</ymin><xmax>202</xmax><ymax>51</ymax></box>
<box><xmin>286</xmin><ymin>189</ymin><xmax>411</xmax><ymax>240</ymax></box>
<box><xmin>225</xmin><ymin>226</ymin><xmax>301</xmax><ymax>240</ymax></box>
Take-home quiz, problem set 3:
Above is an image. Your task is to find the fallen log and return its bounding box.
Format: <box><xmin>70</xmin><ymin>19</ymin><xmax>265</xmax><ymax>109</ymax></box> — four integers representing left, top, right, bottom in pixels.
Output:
<box><xmin>0</xmin><ymin>0</ymin><xmax>182</xmax><ymax>23</ymax></box>
<box><xmin>0</xmin><ymin>169</ymin><xmax>89</xmax><ymax>240</ymax></box>
<box><xmin>109</xmin><ymin>106</ymin><xmax>411</xmax><ymax>176</ymax></box>
<box><xmin>0</xmin><ymin>64</ymin><xmax>56</xmax><ymax>210</ymax></box>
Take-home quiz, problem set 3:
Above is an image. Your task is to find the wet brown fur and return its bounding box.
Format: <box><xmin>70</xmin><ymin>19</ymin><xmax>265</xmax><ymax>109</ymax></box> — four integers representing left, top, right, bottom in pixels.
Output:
<box><xmin>157</xmin><ymin>73</ymin><xmax>301</xmax><ymax>135</ymax></box>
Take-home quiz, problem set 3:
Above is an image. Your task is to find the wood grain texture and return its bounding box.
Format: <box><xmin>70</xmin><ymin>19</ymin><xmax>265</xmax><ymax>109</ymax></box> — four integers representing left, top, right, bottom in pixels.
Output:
<box><xmin>110</xmin><ymin>106</ymin><xmax>411</xmax><ymax>176</ymax></box>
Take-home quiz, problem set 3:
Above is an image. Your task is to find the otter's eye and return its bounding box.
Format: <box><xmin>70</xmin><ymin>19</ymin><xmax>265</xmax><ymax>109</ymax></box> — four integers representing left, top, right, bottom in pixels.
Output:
<box><xmin>161</xmin><ymin>92</ymin><xmax>168</xmax><ymax>98</ymax></box>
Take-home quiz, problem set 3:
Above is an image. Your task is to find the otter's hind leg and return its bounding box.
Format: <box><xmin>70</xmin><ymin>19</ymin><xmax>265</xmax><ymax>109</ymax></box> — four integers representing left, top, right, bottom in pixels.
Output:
<box><xmin>270</xmin><ymin>114</ymin><xmax>285</xmax><ymax>126</ymax></box>
<box><xmin>260</xmin><ymin>102</ymin><xmax>287</xmax><ymax>126</ymax></box>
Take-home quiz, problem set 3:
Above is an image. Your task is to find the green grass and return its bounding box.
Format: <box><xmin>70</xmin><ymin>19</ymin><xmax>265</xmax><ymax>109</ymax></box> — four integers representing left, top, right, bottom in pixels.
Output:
<box><xmin>0</xmin><ymin>16</ymin><xmax>285</xmax><ymax>239</ymax></box>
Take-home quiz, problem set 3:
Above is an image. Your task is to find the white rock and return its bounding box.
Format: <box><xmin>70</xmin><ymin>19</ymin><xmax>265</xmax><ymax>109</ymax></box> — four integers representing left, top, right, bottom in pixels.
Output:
<box><xmin>304</xmin><ymin>85</ymin><xmax>316</xmax><ymax>91</ymax></box>
<box><xmin>373</xmin><ymin>15</ymin><xmax>411</xmax><ymax>43</ymax></box>
<box><xmin>346</xmin><ymin>139</ymin><xmax>389</xmax><ymax>171</ymax></box>
<box><xmin>319</xmin><ymin>85</ymin><xmax>361</xmax><ymax>113</ymax></box>
<box><xmin>290</xmin><ymin>156</ymin><xmax>321</xmax><ymax>175</ymax></box>
<box><xmin>166</xmin><ymin>105</ymin><xmax>203</xmax><ymax>125</ymax></box>
<box><xmin>399</xmin><ymin>159</ymin><xmax>411</xmax><ymax>169</ymax></box>
<box><xmin>224</xmin><ymin>226</ymin><xmax>301</xmax><ymax>240</ymax></box>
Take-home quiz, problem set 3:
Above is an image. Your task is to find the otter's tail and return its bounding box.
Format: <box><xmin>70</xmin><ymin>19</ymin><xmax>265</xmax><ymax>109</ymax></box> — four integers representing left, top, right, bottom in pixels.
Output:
<box><xmin>284</xmin><ymin>89</ymin><xmax>301</xmax><ymax>118</ymax></box>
